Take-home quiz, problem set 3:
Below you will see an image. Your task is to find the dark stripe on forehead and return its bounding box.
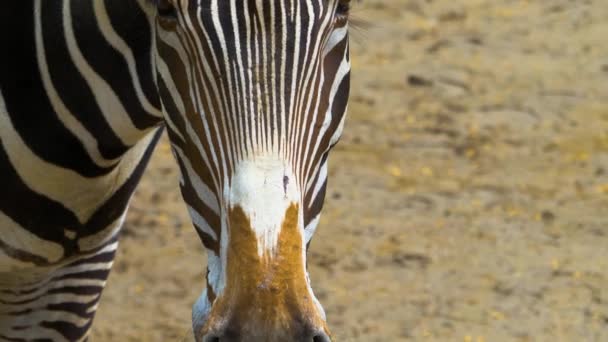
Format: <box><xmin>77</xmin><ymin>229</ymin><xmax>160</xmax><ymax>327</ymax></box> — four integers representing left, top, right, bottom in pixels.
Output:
<box><xmin>157</xmin><ymin>36</ymin><xmax>224</xmax><ymax>185</ymax></box>
<box><xmin>180</xmin><ymin>19</ymin><xmax>234</xmax><ymax>179</ymax></box>
<box><xmin>193</xmin><ymin>3</ymin><xmax>243</xmax><ymax>168</ymax></box>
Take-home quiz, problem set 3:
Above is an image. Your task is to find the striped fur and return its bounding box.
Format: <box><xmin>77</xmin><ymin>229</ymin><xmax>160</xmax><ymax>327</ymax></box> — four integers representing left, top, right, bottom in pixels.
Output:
<box><xmin>0</xmin><ymin>0</ymin><xmax>351</xmax><ymax>340</ymax></box>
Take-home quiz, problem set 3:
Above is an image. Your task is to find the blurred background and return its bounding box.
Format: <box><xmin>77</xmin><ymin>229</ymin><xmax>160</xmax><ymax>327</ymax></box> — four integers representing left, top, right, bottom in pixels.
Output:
<box><xmin>91</xmin><ymin>0</ymin><xmax>608</xmax><ymax>341</ymax></box>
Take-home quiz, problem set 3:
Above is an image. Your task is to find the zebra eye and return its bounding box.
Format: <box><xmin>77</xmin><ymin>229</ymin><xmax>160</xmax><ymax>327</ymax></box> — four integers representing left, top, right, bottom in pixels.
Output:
<box><xmin>335</xmin><ymin>0</ymin><xmax>350</xmax><ymax>23</ymax></box>
<box><xmin>157</xmin><ymin>0</ymin><xmax>177</xmax><ymax>19</ymax></box>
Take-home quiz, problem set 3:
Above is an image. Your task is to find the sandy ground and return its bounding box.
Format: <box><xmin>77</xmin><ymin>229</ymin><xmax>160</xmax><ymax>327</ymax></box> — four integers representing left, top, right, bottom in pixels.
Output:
<box><xmin>91</xmin><ymin>1</ymin><xmax>608</xmax><ymax>341</ymax></box>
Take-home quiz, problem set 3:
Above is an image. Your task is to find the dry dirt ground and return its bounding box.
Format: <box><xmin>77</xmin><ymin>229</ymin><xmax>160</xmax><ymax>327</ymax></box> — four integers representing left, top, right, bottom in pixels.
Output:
<box><xmin>91</xmin><ymin>1</ymin><xmax>608</xmax><ymax>341</ymax></box>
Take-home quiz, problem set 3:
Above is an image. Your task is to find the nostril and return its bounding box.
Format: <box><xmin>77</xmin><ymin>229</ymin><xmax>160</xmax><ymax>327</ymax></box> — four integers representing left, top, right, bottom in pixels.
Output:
<box><xmin>312</xmin><ymin>332</ymin><xmax>332</xmax><ymax>342</ymax></box>
<box><xmin>202</xmin><ymin>335</ymin><xmax>220</xmax><ymax>342</ymax></box>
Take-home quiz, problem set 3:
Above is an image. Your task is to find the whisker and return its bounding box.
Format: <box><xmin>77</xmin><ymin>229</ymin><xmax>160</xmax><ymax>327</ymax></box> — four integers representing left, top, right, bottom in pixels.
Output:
<box><xmin>349</xmin><ymin>13</ymin><xmax>374</xmax><ymax>46</ymax></box>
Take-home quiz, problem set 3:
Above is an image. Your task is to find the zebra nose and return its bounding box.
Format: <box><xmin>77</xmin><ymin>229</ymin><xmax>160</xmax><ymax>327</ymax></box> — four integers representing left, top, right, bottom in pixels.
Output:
<box><xmin>200</xmin><ymin>319</ymin><xmax>331</xmax><ymax>342</ymax></box>
<box><xmin>201</xmin><ymin>330</ymin><xmax>331</xmax><ymax>342</ymax></box>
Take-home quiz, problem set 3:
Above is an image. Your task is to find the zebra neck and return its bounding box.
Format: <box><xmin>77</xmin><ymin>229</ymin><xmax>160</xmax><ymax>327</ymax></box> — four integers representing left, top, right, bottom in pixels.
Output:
<box><xmin>34</xmin><ymin>0</ymin><xmax>163</xmax><ymax>163</ymax></box>
<box><xmin>0</xmin><ymin>1</ymin><xmax>166</xmax><ymax>274</ymax></box>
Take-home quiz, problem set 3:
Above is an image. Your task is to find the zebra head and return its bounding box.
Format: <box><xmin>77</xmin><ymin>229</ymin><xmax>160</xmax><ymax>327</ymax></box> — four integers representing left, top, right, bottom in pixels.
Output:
<box><xmin>149</xmin><ymin>0</ymin><xmax>351</xmax><ymax>340</ymax></box>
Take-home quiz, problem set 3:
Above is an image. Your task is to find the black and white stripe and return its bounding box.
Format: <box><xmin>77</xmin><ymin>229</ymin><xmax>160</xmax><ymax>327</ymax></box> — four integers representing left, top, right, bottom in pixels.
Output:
<box><xmin>1</xmin><ymin>1</ymin><xmax>162</xmax><ymax>340</ymax></box>
<box><xmin>1</xmin><ymin>0</ymin><xmax>352</xmax><ymax>340</ymax></box>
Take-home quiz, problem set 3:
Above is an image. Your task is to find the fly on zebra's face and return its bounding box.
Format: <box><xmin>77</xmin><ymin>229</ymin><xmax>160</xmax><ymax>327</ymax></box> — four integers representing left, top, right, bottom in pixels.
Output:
<box><xmin>149</xmin><ymin>0</ymin><xmax>352</xmax><ymax>341</ymax></box>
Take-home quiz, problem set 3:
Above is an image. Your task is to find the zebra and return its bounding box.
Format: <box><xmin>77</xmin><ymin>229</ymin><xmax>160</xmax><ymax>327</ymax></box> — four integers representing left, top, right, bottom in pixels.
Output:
<box><xmin>0</xmin><ymin>0</ymin><xmax>352</xmax><ymax>341</ymax></box>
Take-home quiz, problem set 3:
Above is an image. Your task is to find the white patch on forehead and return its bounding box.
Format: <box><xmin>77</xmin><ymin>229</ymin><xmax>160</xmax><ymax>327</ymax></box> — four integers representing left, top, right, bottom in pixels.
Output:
<box><xmin>227</xmin><ymin>154</ymin><xmax>301</xmax><ymax>256</ymax></box>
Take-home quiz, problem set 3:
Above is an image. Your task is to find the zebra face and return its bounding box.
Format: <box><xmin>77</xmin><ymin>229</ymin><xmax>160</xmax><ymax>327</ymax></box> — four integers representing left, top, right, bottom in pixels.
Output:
<box><xmin>152</xmin><ymin>0</ymin><xmax>350</xmax><ymax>340</ymax></box>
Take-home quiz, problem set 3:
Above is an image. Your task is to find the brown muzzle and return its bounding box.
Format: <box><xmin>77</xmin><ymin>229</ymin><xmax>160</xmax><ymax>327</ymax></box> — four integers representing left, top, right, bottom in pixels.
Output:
<box><xmin>198</xmin><ymin>204</ymin><xmax>330</xmax><ymax>342</ymax></box>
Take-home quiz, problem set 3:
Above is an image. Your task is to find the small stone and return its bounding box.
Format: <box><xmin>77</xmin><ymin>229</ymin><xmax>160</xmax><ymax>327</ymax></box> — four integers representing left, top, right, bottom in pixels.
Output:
<box><xmin>438</xmin><ymin>9</ymin><xmax>467</xmax><ymax>22</ymax></box>
<box><xmin>469</xmin><ymin>37</ymin><xmax>483</xmax><ymax>45</ymax></box>
<box><xmin>407</xmin><ymin>74</ymin><xmax>433</xmax><ymax>87</ymax></box>
<box><xmin>541</xmin><ymin>210</ymin><xmax>556</xmax><ymax>223</ymax></box>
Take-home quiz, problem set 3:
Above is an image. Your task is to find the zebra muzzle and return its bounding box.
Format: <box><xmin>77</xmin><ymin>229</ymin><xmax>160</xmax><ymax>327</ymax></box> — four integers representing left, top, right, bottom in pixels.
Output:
<box><xmin>197</xmin><ymin>204</ymin><xmax>330</xmax><ymax>342</ymax></box>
